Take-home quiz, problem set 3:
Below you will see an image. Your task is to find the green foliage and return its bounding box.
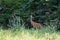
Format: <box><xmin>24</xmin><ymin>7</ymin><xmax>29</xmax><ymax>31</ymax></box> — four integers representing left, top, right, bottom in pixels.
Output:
<box><xmin>0</xmin><ymin>0</ymin><xmax>60</xmax><ymax>29</ymax></box>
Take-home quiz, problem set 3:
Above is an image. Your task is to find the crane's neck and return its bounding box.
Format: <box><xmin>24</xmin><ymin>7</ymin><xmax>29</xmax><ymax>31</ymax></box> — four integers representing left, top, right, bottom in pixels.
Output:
<box><xmin>30</xmin><ymin>15</ymin><xmax>33</xmax><ymax>21</ymax></box>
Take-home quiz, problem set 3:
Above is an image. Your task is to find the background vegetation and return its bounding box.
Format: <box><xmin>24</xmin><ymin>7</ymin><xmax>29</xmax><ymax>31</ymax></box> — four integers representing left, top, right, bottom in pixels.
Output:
<box><xmin>0</xmin><ymin>0</ymin><xmax>60</xmax><ymax>29</ymax></box>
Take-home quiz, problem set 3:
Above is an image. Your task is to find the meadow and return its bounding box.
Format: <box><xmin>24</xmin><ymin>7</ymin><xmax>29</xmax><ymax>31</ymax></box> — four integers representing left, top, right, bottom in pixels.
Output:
<box><xmin>0</xmin><ymin>26</ymin><xmax>60</xmax><ymax>40</ymax></box>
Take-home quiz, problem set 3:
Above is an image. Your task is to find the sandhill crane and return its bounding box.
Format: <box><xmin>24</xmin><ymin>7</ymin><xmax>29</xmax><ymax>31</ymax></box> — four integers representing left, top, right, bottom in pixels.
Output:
<box><xmin>30</xmin><ymin>14</ymin><xmax>42</xmax><ymax>29</ymax></box>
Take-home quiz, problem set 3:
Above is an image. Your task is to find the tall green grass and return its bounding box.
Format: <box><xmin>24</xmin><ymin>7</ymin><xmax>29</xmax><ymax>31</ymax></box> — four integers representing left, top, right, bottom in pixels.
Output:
<box><xmin>0</xmin><ymin>26</ymin><xmax>60</xmax><ymax>40</ymax></box>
